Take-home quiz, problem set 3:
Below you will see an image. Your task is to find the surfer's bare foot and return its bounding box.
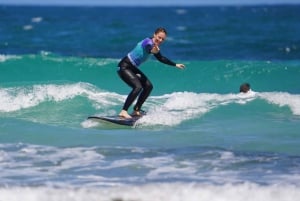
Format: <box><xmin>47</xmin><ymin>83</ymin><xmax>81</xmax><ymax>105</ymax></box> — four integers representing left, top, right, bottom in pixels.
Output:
<box><xmin>131</xmin><ymin>110</ymin><xmax>141</xmax><ymax>116</ymax></box>
<box><xmin>119</xmin><ymin>110</ymin><xmax>132</xmax><ymax>119</ymax></box>
<box><xmin>131</xmin><ymin>110</ymin><xmax>138</xmax><ymax>116</ymax></box>
<box><xmin>131</xmin><ymin>110</ymin><xmax>146</xmax><ymax>116</ymax></box>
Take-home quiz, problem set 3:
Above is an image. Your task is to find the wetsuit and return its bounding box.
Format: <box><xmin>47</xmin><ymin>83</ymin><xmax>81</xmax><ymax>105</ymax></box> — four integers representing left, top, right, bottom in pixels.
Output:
<box><xmin>118</xmin><ymin>37</ymin><xmax>176</xmax><ymax>112</ymax></box>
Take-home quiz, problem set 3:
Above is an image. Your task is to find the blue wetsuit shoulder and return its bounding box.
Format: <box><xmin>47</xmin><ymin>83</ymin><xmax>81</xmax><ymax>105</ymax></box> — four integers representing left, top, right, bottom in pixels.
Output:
<box><xmin>127</xmin><ymin>38</ymin><xmax>154</xmax><ymax>67</ymax></box>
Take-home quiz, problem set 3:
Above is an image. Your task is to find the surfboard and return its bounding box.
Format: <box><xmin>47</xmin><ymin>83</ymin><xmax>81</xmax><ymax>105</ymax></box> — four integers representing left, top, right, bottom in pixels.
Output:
<box><xmin>87</xmin><ymin>115</ymin><xmax>142</xmax><ymax>126</ymax></box>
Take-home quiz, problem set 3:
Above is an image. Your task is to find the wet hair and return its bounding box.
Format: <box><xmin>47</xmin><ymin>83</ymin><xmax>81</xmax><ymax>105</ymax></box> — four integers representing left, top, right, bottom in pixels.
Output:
<box><xmin>154</xmin><ymin>27</ymin><xmax>167</xmax><ymax>35</ymax></box>
<box><xmin>240</xmin><ymin>83</ymin><xmax>251</xmax><ymax>93</ymax></box>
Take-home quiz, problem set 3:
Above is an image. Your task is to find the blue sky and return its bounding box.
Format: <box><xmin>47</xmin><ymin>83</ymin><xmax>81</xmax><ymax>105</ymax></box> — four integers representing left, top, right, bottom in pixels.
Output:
<box><xmin>1</xmin><ymin>0</ymin><xmax>300</xmax><ymax>6</ymax></box>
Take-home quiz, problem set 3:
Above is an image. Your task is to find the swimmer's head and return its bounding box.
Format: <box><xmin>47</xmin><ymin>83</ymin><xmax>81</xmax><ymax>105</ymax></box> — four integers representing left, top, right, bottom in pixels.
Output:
<box><xmin>240</xmin><ymin>83</ymin><xmax>251</xmax><ymax>93</ymax></box>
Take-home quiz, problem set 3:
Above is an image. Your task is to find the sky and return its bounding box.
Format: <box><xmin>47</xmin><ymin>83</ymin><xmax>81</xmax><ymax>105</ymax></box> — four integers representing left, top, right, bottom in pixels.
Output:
<box><xmin>1</xmin><ymin>0</ymin><xmax>300</xmax><ymax>6</ymax></box>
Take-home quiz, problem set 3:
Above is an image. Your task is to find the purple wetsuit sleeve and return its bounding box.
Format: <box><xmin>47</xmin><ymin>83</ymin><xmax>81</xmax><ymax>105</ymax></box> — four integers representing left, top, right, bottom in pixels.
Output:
<box><xmin>141</xmin><ymin>38</ymin><xmax>153</xmax><ymax>53</ymax></box>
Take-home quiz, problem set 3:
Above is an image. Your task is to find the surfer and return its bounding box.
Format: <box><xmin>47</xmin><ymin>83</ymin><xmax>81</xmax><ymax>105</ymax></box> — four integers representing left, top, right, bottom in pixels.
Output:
<box><xmin>117</xmin><ymin>27</ymin><xmax>185</xmax><ymax>119</ymax></box>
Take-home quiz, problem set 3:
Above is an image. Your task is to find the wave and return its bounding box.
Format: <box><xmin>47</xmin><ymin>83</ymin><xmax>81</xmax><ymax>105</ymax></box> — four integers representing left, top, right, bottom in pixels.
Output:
<box><xmin>0</xmin><ymin>82</ymin><xmax>299</xmax><ymax>128</ymax></box>
<box><xmin>1</xmin><ymin>53</ymin><xmax>299</xmax><ymax>128</ymax></box>
<box><xmin>0</xmin><ymin>143</ymin><xmax>299</xmax><ymax>187</ymax></box>
<box><xmin>0</xmin><ymin>183</ymin><xmax>300</xmax><ymax>201</ymax></box>
<box><xmin>0</xmin><ymin>82</ymin><xmax>120</xmax><ymax>113</ymax></box>
<box><xmin>0</xmin><ymin>54</ymin><xmax>21</xmax><ymax>62</ymax></box>
<box><xmin>260</xmin><ymin>92</ymin><xmax>300</xmax><ymax>115</ymax></box>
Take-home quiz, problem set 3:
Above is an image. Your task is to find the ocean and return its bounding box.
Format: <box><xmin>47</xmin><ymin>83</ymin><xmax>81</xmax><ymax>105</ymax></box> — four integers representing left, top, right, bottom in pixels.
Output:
<box><xmin>1</xmin><ymin>5</ymin><xmax>300</xmax><ymax>201</ymax></box>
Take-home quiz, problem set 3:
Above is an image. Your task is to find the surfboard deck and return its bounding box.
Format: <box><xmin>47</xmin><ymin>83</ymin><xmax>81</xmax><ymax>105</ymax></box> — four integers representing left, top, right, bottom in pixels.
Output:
<box><xmin>87</xmin><ymin>115</ymin><xmax>142</xmax><ymax>126</ymax></box>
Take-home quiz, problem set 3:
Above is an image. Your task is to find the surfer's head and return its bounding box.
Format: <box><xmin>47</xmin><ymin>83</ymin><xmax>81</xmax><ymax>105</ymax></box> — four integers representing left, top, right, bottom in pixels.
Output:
<box><xmin>153</xmin><ymin>27</ymin><xmax>167</xmax><ymax>46</ymax></box>
<box><xmin>240</xmin><ymin>83</ymin><xmax>251</xmax><ymax>93</ymax></box>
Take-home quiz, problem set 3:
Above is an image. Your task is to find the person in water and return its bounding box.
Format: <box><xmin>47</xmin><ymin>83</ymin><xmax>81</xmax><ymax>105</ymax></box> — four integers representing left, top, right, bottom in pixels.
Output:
<box><xmin>117</xmin><ymin>27</ymin><xmax>185</xmax><ymax>118</ymax></box>
<box><xmin>239</xmin><ymin>83</ymin><xmax>251</xmax><ymax>93</ymax></box>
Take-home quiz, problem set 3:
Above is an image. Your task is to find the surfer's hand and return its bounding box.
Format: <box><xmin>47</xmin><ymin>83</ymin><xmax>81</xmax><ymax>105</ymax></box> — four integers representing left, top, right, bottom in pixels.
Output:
<box><xmin>176</xmin><ymin>63</ymin><xmax>185</xmax><ymax>69</ymax></box>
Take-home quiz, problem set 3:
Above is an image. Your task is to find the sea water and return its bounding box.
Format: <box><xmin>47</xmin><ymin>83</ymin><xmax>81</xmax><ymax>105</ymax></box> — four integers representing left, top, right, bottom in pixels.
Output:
<box><xmin>0</xmin><ymin>5</ymin><xmax>300</xmax><ymax>201</ymax></box>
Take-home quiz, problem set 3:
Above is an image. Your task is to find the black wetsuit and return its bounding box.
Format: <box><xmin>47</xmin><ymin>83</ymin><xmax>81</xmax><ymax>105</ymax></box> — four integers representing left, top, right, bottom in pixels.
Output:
<box><xmin>117</xmin><ymin>37</ymin><xmax>176</xmax><ymax>112</ymax></box>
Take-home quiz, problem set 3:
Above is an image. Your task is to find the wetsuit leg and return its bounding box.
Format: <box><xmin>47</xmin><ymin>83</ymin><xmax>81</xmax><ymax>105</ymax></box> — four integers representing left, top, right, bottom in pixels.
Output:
<box><xmin>118</xmin><ymin>68</ymin><xmax>143</xmax><ymax>111</ymax></box>
<box><xmin>133</xmin><ymin>72</ymin><xmax>153</xmax><ymax>111</ymax></box>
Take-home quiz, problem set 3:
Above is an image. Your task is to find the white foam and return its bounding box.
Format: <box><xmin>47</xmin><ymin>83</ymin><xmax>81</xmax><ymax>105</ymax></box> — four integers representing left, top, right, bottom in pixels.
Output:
<box><xmin>136</xmin><ymin>91</ymin><xmax>257</xmax><ymax>127</ymax></box>
<box><xmin>31</xmin><ymin>17</ymin><xmax>43</xmax><ymax>23</ymax></box>
<box><xmin>259</xmin><ymin>92</ymin><xmax>300</xmax><ymax>115</ymax></box>
<box><xmin>0</xmin><ymin>183</ymin><xmax>299</xmax><ymax>201</ymax></box>
<box><xmin>109</xmin><ymin>156</ymin><xmax>174</xmax><ymax>170</ymax></box>
<box><xmin>0</xmin><ymin>144</ymin><xmax>105</xmax><ymax>181</ymax></box>
<box><xmin>0</xmin><ymin>54</ymin><xmax>21</xmax><ymax>62</ymax></box>
<box><xmin>147</xmin><ymin>165</ymin><xmax>197</xmax><ymax>180</ymax></box>
<box><xmin>81</xmin><ymin>119</ymin><xmax>101</xmax><ymax>128</ymax></box>
<box><xmin>1</xmin><ymin>143</ymin><xmax>300</xmax><ymax>189</ymax></box>
<box><xmin>220</xmin><ymin>151</ymin><xmax>235</xmax><ymax>160</ymax></box>
<box><xmin>23</xmin><ymin>25</ymin><xmax>33</xmax><ymax>30</ymax></box>
<box><xmin>136</xmin><ymin>90</ymin><xmax>300</xmax><ymax>126</ymax></box>
<box><xmin>0</xmin><ymin>82</ymin><xmax>122</xmax><ymax>112</ymax></box>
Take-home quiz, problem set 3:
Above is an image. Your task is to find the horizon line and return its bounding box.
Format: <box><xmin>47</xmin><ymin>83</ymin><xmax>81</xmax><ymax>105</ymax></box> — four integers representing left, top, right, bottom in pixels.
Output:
<box><xmin>1</xmin><ymin>3</ymin><xmax>300</xmax><ymax>7</ymax></box>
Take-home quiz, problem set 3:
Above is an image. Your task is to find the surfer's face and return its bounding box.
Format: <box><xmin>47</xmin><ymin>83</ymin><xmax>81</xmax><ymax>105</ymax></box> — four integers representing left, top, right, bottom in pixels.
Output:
<box><xmin>153</xmin><ymin>31</ymin><xmax>166</xmax><ymax>46</ymax></box>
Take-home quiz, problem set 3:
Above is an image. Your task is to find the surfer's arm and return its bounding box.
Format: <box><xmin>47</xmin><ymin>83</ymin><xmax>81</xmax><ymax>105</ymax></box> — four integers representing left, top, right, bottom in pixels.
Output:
<box><xmin>154</xmin><ymin>52</ymin><xmax>185</xmax><ymax>69</ymax></box>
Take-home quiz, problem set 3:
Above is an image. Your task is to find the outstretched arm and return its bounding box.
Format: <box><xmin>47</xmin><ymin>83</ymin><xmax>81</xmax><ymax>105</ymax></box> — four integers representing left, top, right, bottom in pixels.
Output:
<box><xmin>153</xmin><ymin>50</ymin><xmax>185</xmax><ymax>69</ymax></box>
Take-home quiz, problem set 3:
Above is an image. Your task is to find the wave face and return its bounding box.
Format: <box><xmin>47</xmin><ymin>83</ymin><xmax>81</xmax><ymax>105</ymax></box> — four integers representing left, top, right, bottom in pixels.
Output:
<box><xmin>1</xmin><ymin>54</ymin><xmax>299</xmax><ymax>127</ymax></box>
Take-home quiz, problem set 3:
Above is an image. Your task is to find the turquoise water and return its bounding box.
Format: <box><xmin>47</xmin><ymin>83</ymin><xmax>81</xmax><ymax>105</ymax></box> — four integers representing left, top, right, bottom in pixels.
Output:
<box><xmin>1</xmin><ymin>5</ymin><xmax>300</xmax><ymax>201</ymax></box>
